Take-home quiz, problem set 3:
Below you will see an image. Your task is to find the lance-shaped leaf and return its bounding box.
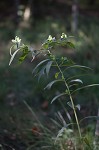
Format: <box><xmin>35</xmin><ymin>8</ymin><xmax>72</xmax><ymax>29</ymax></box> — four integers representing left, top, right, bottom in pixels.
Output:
<box><xmin>45</xmin><ymin>61</ymin><xmax>53</xmax><ymax>76</ymax></box>
<box><xmin>69</xmin><ymin>84</ymin><xmax>78</xmax><ymax>88</ymax></box>
<box><xmin>55</xmin><ymin>127</ymin><xmax>65</xmax><ymax>141</ymax></box>
<box><xmin>32</xmin><ymin>59</ymin><xmax>50</xmax><ymax>75</ymax></box>
<box><xmin>64</xmin><ymin>65</ymin><xmax>92</xmax><ymax>73</ymax></box>
<box><xmin>44</xmin><ymin>79</ymin><xmax>63</xmax><ymax>90</ymax></box>
<box><xmin>66</xmin><ymin>111</ymin><xmax>72</xmax><ymax>121</ymax></box>
<box><xmin>57</xmin><ymin>111</ymin><xmax>67</xmax><ymax>127</ymax></box>
<box><xmin>51</xmin><ymin>93</ymin><xmax>66</xmax><ymax>104</ymax></box>
<box><xmin>9</xmin><ymin>49</ymin><xmax>20</xmax><ymax>65</ymax></box>
<box><xmin>69</xmin><ymin>79</ymin><xmax>83</xmax><ymax>84</ymax></box>
<box><xmin>38</xmin><ymin>66</ymin><xmax>46</xmax><ymax>81</ymax></box>
<box><xmin>72</xmin><ymin>84</ymin><xmax>99</xmax><ymax>94</ymax></box>
<box><xmin>10</xmin><ymin>45</ymin><xmax>14</xmax><ymax>56</ymax></box>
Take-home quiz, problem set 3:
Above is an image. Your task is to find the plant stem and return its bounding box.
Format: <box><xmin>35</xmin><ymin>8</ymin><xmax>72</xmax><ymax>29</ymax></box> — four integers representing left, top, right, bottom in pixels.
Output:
<box><xmin>55</xmin><ymin>60</ymin><xmax>82</xmax><ymax>139</ymax></box>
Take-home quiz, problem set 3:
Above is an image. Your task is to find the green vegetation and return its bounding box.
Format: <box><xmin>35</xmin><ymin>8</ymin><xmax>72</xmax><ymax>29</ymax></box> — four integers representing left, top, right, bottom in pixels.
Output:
<box><xmin>8</xmin><ymin>28</ymin><xmax>99</xmax><ymax>150</ymax></box>
<box><xmin>0</xmin><ymin>13</ymin><xmax>99</xmax><ymax>149</ymax></box>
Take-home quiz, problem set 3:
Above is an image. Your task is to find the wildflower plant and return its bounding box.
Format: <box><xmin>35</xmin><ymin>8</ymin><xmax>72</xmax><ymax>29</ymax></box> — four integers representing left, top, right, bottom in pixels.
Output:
<box><xmin>9</xmin><ymin>33</ymin><xmax>99</xmax><ymax>149</ymax></box>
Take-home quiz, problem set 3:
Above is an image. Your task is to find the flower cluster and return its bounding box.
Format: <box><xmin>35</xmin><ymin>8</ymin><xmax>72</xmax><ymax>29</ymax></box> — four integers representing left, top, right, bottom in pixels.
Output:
<box><xmin>61</xmin><ymin>33</ymin><xmax>67</xmax><ymax>39</ymax></box>
<box><xmin>12</xmin><ymin>36</ymin><xmax>21</xmax><ymax>48</ymax></box>
<box><xmin>47</xmin><ymin>35</ymin><xmax>56</xmax><ymax>42</ymax></box>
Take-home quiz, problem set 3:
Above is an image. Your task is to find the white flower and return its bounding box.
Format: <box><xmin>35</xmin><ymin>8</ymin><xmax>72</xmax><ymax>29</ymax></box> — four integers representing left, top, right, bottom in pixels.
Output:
<box><xmin>12</xmin><ymin>36</ymin><xmax>21</xmax><ymax>44</ymax></box>
<box><xmin>47</xmin><ymin>35</ymin><xmax>53</xmax><ymax>41</ymax></box>
<box><xmin>61</xmin><ymin>33</ymin><xmax>67</xmax><ymax>39</ymax></box>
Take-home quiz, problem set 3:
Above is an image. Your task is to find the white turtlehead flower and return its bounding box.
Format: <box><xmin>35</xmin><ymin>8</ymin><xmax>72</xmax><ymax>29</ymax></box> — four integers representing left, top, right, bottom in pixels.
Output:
<box><xmin>47</xmin><ymin>35</ymin><xmax>56</xmax><ymax>42</ymax></box>
<box><xmin>47</xmin><ymin>35</ymin><xmax>53</xmax><ymax>41</ymax></box>
<box><xmin>12</xmin><ymin>36</ymin><xmax>21</xmax><ymax>45</ymax></box>
<box><xmin>61</xmin><ymin>33</ymin><xmax>67</xmax><ymax>39</ymax></box>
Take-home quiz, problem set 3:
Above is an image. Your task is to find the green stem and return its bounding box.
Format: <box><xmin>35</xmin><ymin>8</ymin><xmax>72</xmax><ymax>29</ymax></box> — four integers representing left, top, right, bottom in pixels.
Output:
<box><xmin>55</xmin><ymin>60</ymin><xmax>82</xmax><ymax>139</ymax></box>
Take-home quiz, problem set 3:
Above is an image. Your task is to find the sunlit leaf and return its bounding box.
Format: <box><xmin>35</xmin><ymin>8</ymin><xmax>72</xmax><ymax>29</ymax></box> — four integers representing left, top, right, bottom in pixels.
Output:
<box><xmin>10</xmin><ymin>45</ymin><xmax>14</xmax><ymax>56</ymax></box>
<box><xmin>9</xmin><ymin>49</ymin><xmax>20</xmax><ymax>65</ymax></box>
<box><xmin>70</xmin><ymin>79</ymin><xmax>83</xmax><ymax>84</ymax></box>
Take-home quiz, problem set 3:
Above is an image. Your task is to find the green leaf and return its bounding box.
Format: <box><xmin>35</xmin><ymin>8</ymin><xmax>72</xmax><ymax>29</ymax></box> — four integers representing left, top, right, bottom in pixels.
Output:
<box><xmin>18</xmin><ymin>45</ymin><xmax>30</xmax><ymax>63</ymax></box>
<box><xmin>34</xmin><ymin>60</ymin><xmax>53</xmax><ymax>80</ymax></box>
<box><xmin>44</xmin><ymin>80</ymin><xmax>63</xmax><ymax>90</ymax></box>
<box><xmin>70</xmin><ymin>79</ymin><xmax>83</xmax><ymax>84</ymax></box>
<box><xmin>45</xmin><ymin>61</ymin><xmax>53</xmax><ymax>76</ymax></box>
<box><xmin>42</xmin><ymin>43</ymin><xmax>49</xmax><ymax>50</ymax></box>
<box><xmin>9</xmin><ymin>49</ymin><xmax>20</xmax><ymax>65</ymax></box>
<box><xmin>51</xmin><ymin>93</ymin><xmax>66</xmax><ymax>104</ymax></box>
<box><xmin>57</xmin><ymin>111</ymin><xmax>67</xmax><ymax>126</ymax></box>
<box><xmin>67</xmin><ymin>41</ymin><xmax>75</xmax><ymax>48</ymax></box>
<box><xmin>19</xmin><ymin>52</ymin><xmax>29</xmax><ymax>63</ymax></box>
<box><xmin>66</xmin><ymin>73</ymin><xmax>90</xmax><ymax>82</ymax></box>
<box><xmin>32</xmin><ymin>59</ymin><xmax>50</xmax><ymax>74</ymax></box>
<box><xmin>72</xmin><ymin>84</ymin><xmax>99</xmax><ymax>94</ymax></box>
<box><xmin>66</xmin><ymin>111</ymin><xmax>72</xmax><ymax>121</ymax></box>
<box><xmin>69</xmin><ymin>84</ymin><xmax>78</xmax><ymax>88</ymax></box>
<box><xmin>10</xmin><ymin>45</ymin><xmax>14</xmax><ymax>56</ymax></box>
<box><xmin>64</xmin><ymin>65</ymin><xmax>92</xmax><ymax>72</ymax></box>
<box><xmin>83</xmin><ymin>137</ymin><xmax>92</xmax><ymax>149</ymax></box>
<box><xmin>55</xmin><ymin>127</ymin><xmax>65</xmax><ymax>140</ymax></box>
<box><xmin>61</xmin><ymin>59</ymin><xmax>75</xmax><ymax>67</ymax></box>
<box><xmin>38</xmin><ymin>66</ymin><xmax>46</xmax><ymax>81</ymax></box>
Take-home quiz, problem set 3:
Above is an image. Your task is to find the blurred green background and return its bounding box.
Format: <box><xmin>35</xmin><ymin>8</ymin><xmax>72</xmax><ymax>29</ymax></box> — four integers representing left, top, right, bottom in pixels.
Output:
<box><xmin>0</xmin><ymin>0</ymin><xmax>99</xmax><ymax>149</ymax></box>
